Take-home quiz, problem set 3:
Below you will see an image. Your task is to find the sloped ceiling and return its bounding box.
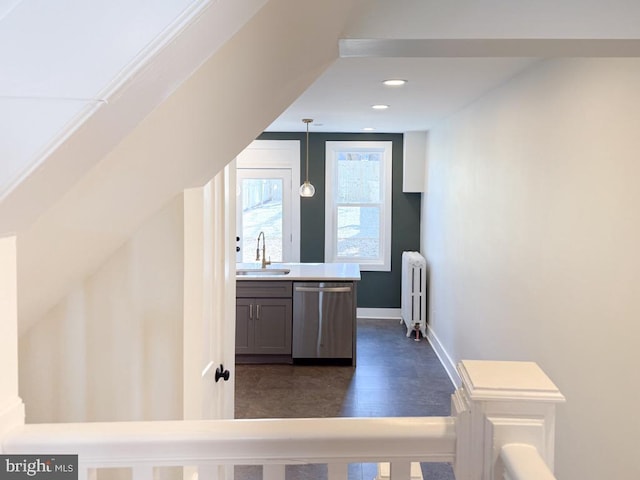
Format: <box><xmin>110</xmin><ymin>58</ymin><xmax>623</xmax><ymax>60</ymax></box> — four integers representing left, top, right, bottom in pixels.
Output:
<box><xmin>0</xmin><ymin>0</ymin><xmax>269</xmax><ymax>234</ymax></box>
<box><xmin>14</xmin><ymin>0</ymin><xmax>364</xmax><ymax>333</ymax></box>
<box><xmin>0</xmin><ymin>0</ymin><xmax>198</xmax><ymax>196</ymax></box>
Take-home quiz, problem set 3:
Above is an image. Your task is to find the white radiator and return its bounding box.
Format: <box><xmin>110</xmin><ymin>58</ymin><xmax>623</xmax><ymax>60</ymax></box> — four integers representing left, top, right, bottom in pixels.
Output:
<box><xmin>401</xmin><ymin>251</ymin><xmax>427</xmax><ymax>340</ymax></box>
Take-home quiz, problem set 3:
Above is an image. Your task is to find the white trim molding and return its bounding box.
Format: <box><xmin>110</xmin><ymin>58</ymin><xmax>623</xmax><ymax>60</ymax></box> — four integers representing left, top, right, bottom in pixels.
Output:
<box><xmin>426</xmin><ymin>324</ymin><xmax>460</xmax><ymax>387</ymax></box>
<box><xmin>357</xmin><ymin>308</ymin><xmax>401</xmax><ymax>320</ymax></box>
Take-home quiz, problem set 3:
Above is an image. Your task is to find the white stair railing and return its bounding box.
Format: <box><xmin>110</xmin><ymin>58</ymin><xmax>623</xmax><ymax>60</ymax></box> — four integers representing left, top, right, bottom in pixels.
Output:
<box><xmin>0</xmin><ymin>360</ymin><xmax>565</xmax><ymax>480</ymax></box>
<box><xmin>2</xmin><ymin>417</ymin><xmax>455</xmax><ymax>480</ymax></box>
<box><xmin>500</xmin><ymin>444</ymin><xmax>557</xmax><ymax>480</ymax></box>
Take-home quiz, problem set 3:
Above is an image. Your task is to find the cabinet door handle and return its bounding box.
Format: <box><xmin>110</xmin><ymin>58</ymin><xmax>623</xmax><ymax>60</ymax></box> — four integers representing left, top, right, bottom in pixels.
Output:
<box><xmin>249</xmin><ymin>304</ymin><xmax>253</xmax><ymax>319</ymax></box>
<box><xmin>256</xmin><ymin>304</ymin><xmax>261</xmax><ymax>320</ymax></box>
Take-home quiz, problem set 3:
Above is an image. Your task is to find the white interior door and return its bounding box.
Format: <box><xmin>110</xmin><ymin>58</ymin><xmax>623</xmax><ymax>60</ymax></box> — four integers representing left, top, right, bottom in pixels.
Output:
<box><xmin>184</xmin><ymin>162</ymin><xmax>236</xmax><ymax>480</ymax></box>
<box><xmin>184</xmin><ymin>163</ymin><xmax>236</xmax><ymax>420</ymax></box>
<box><xmin>236</xmin><ymin>168</ymin><xmax>292</xmax><ymax>263</ymax></box>
<box><xmin>205</xmin><ymin>162</ymin><xmax>236</xmax><ymax>420</ymax></box>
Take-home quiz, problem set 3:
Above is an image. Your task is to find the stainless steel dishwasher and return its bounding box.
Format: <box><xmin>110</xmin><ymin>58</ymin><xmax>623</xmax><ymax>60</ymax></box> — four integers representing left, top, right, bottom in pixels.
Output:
<box><xmin>292</xmin><ymin>282</ymin><xmax>354</xmax><ymax>361</ymax></box>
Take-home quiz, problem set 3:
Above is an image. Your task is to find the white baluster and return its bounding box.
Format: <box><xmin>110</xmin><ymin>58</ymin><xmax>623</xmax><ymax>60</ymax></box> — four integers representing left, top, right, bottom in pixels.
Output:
<box><xmin>78</xmin><ymin>468</ymin><xmax>97</xmax><ymax>480</ymax></box>
<box><xmin>327</xmin><ymin>462</ymin><xmax>348</xmax><ymax>480</ymax></box>
<box><xmin>198</xmin><ymin>464</ymin><xmax>229</xmax><ymax>480</ymax></box>
<box><xmin>183</xmin><ymin>466</ymin><xmax>197</xmax><ymax>480</ymax></box>
<box><xmin>390</xmin><ymin>461</ymin><xmax>411</xmax><ymax>479</ymax></box>
<box><xmin>132</xmin><ymin>466</ymin><xmax>154</xmax><ymax>480</ymax></box>
<box><xmin>262</xmin><ymin>464</ymin><xmax>285</xmax><ymax>480</ymax></box>
<box><xmin>0</xmin><ymin>236</ymin><xmax>24</xmax><ymax>444</ymax></box>
<box><xmin>376</xmin><ymin>462</ymin><xmax>424</xmax><ymax>480</ymax></box>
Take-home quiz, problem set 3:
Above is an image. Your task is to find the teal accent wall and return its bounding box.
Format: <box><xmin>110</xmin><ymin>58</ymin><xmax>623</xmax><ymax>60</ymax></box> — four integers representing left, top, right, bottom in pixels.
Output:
<box><xmin>258</xmin><ymin>132</ymin><xmax>421</xmax><ymax>308</ymax></box>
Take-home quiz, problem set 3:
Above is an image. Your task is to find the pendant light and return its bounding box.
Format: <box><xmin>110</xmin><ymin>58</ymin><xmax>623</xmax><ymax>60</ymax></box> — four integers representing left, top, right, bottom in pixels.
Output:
<box><xmin>299</xmin><ymin>118</ymin><xmax>315</xmax><ymax>197</ymax></box>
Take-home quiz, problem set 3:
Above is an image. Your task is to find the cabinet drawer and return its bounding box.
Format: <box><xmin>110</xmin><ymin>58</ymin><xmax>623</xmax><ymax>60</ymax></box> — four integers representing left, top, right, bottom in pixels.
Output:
<box><xmin>236</xmin><ymin>281</ymin><xmax>293</xmax><ymax>298</ymax></box>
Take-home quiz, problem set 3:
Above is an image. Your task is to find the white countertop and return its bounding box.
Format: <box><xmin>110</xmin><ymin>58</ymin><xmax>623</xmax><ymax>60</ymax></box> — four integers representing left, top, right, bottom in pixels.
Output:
<box><xmin>236</xmin><ymin>262</ymin><xmax>361</xmax><ymax>281</ymax></box>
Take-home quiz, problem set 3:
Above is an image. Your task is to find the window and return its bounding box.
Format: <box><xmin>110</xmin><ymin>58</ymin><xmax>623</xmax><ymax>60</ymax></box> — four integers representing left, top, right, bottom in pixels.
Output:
<box><xmin>325</xmin><ymin>141</ymin><xmax>392</xmax><ymax>271</ymax></box>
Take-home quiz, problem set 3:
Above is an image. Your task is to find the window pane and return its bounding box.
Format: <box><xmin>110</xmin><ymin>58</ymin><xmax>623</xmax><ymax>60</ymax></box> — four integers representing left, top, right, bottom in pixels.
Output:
<box><xmin>336</xmin><ymin>151</ymin><xmax>381</xmax><ymax>203</ymax></box>
<box><xmin>336</xmin><ymin>206</ymin><xmax>380</xmax><ymax>258</ymax></box>
<box><xmin>240</xmin><ymin>178</ymin><xmax>283</xmax><ymax>262</ymax></box>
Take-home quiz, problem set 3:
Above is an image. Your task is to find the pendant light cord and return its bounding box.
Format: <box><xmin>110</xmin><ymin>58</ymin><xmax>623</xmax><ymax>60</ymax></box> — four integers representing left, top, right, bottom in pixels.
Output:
<box><xmin>305</xmin><ymin>120</ymin><xmax>310</xmax><ymax>183</ymax></box>
<box><xmin>299</xmin><ymin>118</ymin><xmax>315</xmax><ymax>197</ymax></box>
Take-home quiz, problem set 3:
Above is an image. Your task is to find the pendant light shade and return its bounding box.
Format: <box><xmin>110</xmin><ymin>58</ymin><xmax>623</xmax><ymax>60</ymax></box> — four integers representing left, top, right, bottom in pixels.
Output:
<box><xmin>299</xmin><ymin>118</ymin><xmax>315</xmax><ymax>197</ymax></box>
<box><xmin>299</xmin><ymin>181</ymin><xmax>315</xmax><ymax>197</ymax></box>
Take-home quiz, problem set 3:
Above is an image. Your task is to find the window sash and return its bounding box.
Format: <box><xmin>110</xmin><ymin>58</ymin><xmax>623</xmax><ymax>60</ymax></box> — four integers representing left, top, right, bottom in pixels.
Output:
<box><xmin>335</xmin><ymin>204</ymin><xmax>382</xmax><ymax>261</ymax></box>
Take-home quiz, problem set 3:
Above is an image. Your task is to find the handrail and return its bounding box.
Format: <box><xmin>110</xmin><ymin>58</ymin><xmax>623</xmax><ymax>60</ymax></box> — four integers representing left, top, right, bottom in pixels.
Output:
<box><xmin>3</xmin><ymin>416</ymin><xmax>456</xmax><ymax>468</ymax></box>
<box><xmin>501</xmin><ymin>444</ymin><xmax>557</xmax><ymax>480</ymax></box>
<box><xmin>1</xmin><ymin>360</ymin><xmax>565</xmax><ymax>479</ymax></box>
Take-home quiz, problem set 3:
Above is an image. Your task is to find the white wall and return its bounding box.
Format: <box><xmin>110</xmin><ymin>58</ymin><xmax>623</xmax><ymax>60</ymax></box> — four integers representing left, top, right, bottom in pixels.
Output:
<box><xmin>423</xmin><ymin>58</ymin><xmax>640</xmax><ymax>480</ymax></box>
<box><xmin>19</xmin><ymin>196</ymin><xmax>184</xmax><ymax>423</ymax></box>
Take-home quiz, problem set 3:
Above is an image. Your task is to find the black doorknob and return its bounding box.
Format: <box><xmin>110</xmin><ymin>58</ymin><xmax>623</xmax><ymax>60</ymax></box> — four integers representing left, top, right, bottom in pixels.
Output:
<box><xmin>236</xmin><ymin>246</ymin><xmax>241</xmax><ymax>252</ymax></box>
<box><xmin>215</xmin><ymin>364</ymin><xmax>230</xmax><ymax>382</ymax></box>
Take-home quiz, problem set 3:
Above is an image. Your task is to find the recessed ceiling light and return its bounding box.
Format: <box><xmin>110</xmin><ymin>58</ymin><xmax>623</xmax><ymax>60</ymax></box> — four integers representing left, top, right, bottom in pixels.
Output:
<box><xmin>371</xmin><ymin>104</ymin><xmax>389</xmax><ymax>110</ymax></box>
<box><xmin>362</xmin><ymin>127</ymin><xmax>375</xmax><ymax>131</ymax></box>
<box><xmin>382</xmin><ymin>79</ymin><xmax>407</xmax><ymax>86</ymax></box>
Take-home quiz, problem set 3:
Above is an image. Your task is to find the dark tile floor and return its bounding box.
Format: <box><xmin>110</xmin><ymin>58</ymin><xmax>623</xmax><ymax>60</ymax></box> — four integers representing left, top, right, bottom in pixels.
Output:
<box><xmin>235</xmin><ymin>318</ymin><xmax>456</xmax><ymax>480</ymax></box>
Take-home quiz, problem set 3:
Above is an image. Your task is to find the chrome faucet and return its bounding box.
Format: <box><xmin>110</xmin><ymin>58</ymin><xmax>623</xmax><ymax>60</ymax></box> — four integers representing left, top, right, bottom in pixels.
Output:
<box><xmin>256</xmin><ymin>231</ymin><xmax>271</xmax><ymax>269</ymax></box>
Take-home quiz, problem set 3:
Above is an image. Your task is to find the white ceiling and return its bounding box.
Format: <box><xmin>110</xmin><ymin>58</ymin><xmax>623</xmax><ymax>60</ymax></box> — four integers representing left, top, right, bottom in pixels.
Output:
<box><xmin>266</xmin><ymin>56</ymin><xmax>538</xmax><ymax>133</ymax></box>
<box><xmin>267</xmin><ymin>0</ymin><xmax>640</xmax><ymax>133</ymax></box>
<box><xmin>0</xmin><ymin>0</ymin><xmax>206</xmax><ymax>197</ymax></box>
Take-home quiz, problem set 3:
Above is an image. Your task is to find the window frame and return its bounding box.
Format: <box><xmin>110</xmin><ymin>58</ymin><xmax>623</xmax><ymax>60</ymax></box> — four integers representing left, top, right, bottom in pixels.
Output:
<box><xmin>324</xmin><ymin>140</ymin><xmax>393</xmax><ymax>271</ymax></box>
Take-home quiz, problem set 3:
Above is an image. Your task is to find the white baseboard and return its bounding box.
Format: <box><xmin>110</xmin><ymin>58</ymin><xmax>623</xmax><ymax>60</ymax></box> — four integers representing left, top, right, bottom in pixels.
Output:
<box><xmin>0</xmin><ymin>396</ymin><xmax>25</xmax><ymax>443</ymax></box>
<box><xmin>426</xmin><ymin>325</ymin><xmax>461</xmax><ymax>388</ymax></box>
<box><xmin>357</xmin><ymin>308</ymin><xmax>402</xmax><ymax>320</ymax></box>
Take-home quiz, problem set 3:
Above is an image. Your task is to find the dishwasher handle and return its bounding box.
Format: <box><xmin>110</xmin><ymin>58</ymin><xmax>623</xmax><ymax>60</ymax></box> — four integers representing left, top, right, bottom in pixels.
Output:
<box><xmin>294</xmin><ymin>286</ymin><xmax>352</xmax><ymax>293</ymax></box>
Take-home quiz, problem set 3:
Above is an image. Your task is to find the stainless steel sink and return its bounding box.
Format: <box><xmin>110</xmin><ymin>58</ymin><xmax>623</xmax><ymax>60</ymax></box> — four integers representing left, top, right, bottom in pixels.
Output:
<box><xmin>236</xmin><ymin>268</ymin><xmax>291</xmax><ymax>276</ymax></box>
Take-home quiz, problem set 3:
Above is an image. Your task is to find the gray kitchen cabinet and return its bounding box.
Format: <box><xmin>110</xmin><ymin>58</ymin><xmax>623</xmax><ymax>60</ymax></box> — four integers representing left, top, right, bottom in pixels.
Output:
<box><xmin>236</xmin><ymin>281</ymin><xmax>292</xmax><ymax>359</ymax></box>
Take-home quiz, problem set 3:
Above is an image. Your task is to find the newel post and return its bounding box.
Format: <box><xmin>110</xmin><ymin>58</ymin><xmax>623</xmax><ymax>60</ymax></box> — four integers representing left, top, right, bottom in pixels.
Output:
<box><xmin>0</xmin><ymin>236</ymin><xmax>25</xmax><ymax>450</ymax></box>
<box><xmin>451</xmin><ymin>360</ymin><xmax>565</xmax><ymax>480</ymax></box>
